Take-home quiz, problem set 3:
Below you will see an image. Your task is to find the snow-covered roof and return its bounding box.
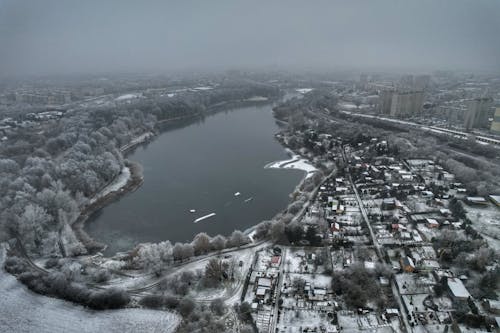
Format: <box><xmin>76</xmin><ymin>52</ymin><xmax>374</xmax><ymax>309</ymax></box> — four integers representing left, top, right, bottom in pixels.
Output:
<box><xmin>256</xmin><ymin>287</ymin><xmax>267</xmax><ymax>296</ymax></box>
<box><xmin>447</xmin><ymin>277</ymin><xmax>470</xmax><ymax>299</ymax></box>
<box><xmin>489</xmin><ymin>195</ymin><xmax>500</xmax><ymax>204</ymax></box>
<box><xmin>257</xmin><ymin>277</ymin><xmax>272</xmax><ymax>288</ymax></box>
<box><xmin>364</xmin><ymin>261</ymin><xmax>376</xmax><ymax>270</ymax></box>
<box><xmin>426</xmin><ymin>218</ymin><xmax>439</xmax><ymax>225</ymax></box>
<box><xmin>466</xmin><ymin>196</ymin><xmax>487</xmax><ymax>203</ymax></box>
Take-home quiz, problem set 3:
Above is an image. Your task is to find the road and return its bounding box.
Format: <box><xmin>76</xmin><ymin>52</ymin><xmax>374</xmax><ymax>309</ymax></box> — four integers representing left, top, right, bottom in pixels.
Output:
<box><xmin>268</xmin><ymin>246</ymin><xmax>287</xmax><ymax>333</ymax></box>
<box><xmin>345</xmin><ymin>169</ymin><xmax>382</xmax><ymax>259</ymax></box>
<box><xmin>340</xmin><ymin>148</ymin><xmax>413</xmax><ymax>333</ymax></box>
<box><xmin>127</xmin><ymin>240</ymin><xmax>269</xmax><ymax>293</ymax></box>
<box><xmin>341</xmin><ymin>110</ymin><xmax>500</xmax><ymax>148</ymax></box>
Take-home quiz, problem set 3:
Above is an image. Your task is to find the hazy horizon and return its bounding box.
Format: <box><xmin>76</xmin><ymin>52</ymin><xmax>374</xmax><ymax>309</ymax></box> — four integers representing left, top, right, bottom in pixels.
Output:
<box><xmin>1</xmin><ymin>0</ymin><xmax>500</xmax><ymax>77</ymax></box>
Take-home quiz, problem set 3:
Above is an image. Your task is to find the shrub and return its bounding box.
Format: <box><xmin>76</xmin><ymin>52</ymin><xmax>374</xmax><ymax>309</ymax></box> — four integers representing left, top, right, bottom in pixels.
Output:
<box><xmin>4</xmin><ymin>256</ymin><xmax>29</xmax><ymax>274</ymax></box>
<box><xmin>210</xmin><ymin>298</ymin><xmax>226</xmax><ymax>316</ymax></box>
<box><xmin>91</xmin><ymin>269</ymin><xmax>111</xmax><ymax>283</ymax></box>
<box><xmin>44</xmin><ymin>258</ymin><xmax>60</xmax><ymax>269</ymax></box>
<box><xmin>178</xmin><ymin>297</ymin><xmax>195</xmax><ymax>317</ymax></box>
<box><xmin>164</xmin><ymin>295</ymin><xmax>180</xmax><ymax>309</ymax></box>
<box><xmin>140</xmin><ymin>294</ymin><xmax>166</xmax><ymax>308</ymax></box>
<box><xmin>88</xmin><ymin>288</ymin><xmax>130</xmax><ymax>310</ymax></box>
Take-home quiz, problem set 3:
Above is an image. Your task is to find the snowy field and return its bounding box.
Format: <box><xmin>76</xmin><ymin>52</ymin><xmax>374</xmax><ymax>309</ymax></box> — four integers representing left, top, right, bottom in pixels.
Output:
<box><xmin>464</xmin><ymin>204</ymin><xmax>500</xmax><ymax>251</ymax></box>
<box><xmin>0</xmin><ymin>245</ymin><xmax>180</xmax><ymax>333</ymax></box>
<box><xmin>284</xmin><ymin>273</ymin><xmax>332</xmax><ymax>289</ymax></box>
<box><xmin>277</xmin><ymin>309</ymin><xmax>336</xmax><ymax>332</ymax></box>
<box><xmin>265</xmin><ymin>151</ymin><xmax>317</xmax><ymax>178</ymax></box>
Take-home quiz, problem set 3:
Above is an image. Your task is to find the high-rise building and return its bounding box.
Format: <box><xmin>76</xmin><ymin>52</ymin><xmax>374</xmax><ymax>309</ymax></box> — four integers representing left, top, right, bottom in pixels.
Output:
<box><xmin>377</xmin><ymin>89</ymin><xmax>394</xmax><ymax>114</ymax></box>
<box><xmin>439</xmin><ymin>105</ymin><xmax>467</xmax><ymax>126</ymax></box>
<box><xmin>464</xmin><ymin>97</ymin><xmax>493</xmax><ymax>130</ymax></box>
<box><xmin>490</xmin><ymin>107</ymin><xmax>500</xmax><ymax>134</ymax></box>
<box><xmin>358</xmin><ymin>74</ymin><xmax>368</xmax><ymax>90</ymax></box>
<box><xmin>390</xmin><ymin>90</ymin><xmax>424</xmax><ymax>117</ymax></box>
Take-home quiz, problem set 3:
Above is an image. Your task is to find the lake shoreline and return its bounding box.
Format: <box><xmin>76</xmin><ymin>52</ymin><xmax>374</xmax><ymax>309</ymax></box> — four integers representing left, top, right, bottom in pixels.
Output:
<box><xmin>73</xmin><ymin>98</ymin><xmax>284</xmax><ymax>255</ymax></box>
<box><xmin>72</xmin><ymin>160</ymin><xmax>144</xmax><ymax>254</ymax></box>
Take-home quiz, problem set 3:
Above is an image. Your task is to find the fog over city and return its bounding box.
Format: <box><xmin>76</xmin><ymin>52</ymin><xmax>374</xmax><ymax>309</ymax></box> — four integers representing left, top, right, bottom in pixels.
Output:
<box><xmin>1</xmin><ymin>0</ymin><xmax>500</xmax><ymax>76</ymax></box>
<box><xmin>2</xmin><ymin>2</ymin><xmax>500</xmax><ymax>333</ymax></box>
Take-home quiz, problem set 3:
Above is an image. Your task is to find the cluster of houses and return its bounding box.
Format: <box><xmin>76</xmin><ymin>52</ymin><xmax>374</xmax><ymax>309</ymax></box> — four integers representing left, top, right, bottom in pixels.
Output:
<box><xmin>314</xmin><ymin>176</ymin><xmax>367</xmax><ymax>244</ymax></box>
<box><xmin>0</xmin><ymin>109</ymin><xmax>66</xmax><ymax>140</ymax></box>
<box><xmin>242</xmin><ymin>248</ymin><xmax>281</xmax><ymax>332</ymax></box>
<box><xmin>242</xmin><ymin>130</ymin><xmax>499</xmax><ymax>332</ymax></box>
<box><xmin>343</xmin><ymin>140</ymin><xmax>500</xmax><ymax>332</ymax></box>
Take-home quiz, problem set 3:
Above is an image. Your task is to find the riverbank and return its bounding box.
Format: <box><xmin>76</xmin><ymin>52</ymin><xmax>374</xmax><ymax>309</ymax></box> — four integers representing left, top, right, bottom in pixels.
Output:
<box><xmin>120</xmin><ymin>132</ymin><xmax>155</xmax><ymax>153</ymax></box>
<box><xmin>72</xmin><ymin>160</ymin><xmax>144</xmax><ymax>253</ymax></box>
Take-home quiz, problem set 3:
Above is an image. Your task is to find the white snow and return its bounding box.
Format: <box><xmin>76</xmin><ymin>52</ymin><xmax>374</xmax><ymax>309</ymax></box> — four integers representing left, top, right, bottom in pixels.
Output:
<box><xmin>115</xmin><ymin>93</ymin><xmax>141</xmax><ymax>101</ymax></box>
<box><xmin>90</xmin><ymin>167</ymin><xmax>130</xmax><ymax>204</ymax></box>
<box><xmin>339</xmin><ymin>102</ymin><xmax>358</xmax><ymax>110</ymax></box>
<box><xmin>194</xmin><ymin>213</ymin><xmax>216</xmax><ymax>223</ymax></box>
<box><xmin>192</xmin><ymin>86</ymin><xmax>213</xmax><ymax>91</ymax></box>
<box><xmin>464</xmin><ymin>204</ymin><xmax>500</xmax><ymax>250</ymax></box>
<box><xmin>0</xmin><ymin>245</ymin><xmax>180</xmax><ymax>333</ymax></box>
<box><xmin>120</xmin><ymin>132</ymin><xmax>154</xmax><ymax>152</ymax></box>
<box><xmin>265</xmin><ymin>151</ymin><xmax>317</xmax><ymax>178</ymax></box>
<box><xmin>245</xmin><ymin>96</ymin><xmax>268</xmax><ymax>102</ymax></box>
<box><xmin>296</xmin><ymin>88</ymin><xmax>313</xmax><ymax>94</ymax></box>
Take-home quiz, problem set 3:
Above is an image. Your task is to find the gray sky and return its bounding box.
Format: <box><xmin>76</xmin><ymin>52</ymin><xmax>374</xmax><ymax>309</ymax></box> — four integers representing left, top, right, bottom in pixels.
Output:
<box><xmin>1</xmin><ymin>0</ymin><xmax>499</xmax><ymax>76</ymax></box>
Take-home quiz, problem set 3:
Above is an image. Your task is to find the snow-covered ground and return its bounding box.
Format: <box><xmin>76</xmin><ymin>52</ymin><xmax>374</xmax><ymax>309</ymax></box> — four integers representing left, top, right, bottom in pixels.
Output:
<box><xmin>338</xmin><ymin>102</ymin><xmax>358</xmax><ymax>110</ymax></box>
<box><xmin>265</xmin><ymin>151</ymin><xmax>317</xmax><ymax>179</ymax></box>
<box><xmin>285</xmin><ymin>273</ymin><xmax>332</xmax><ymax>289</ymax></box>
<box><xmin>120</xmin><ymin>132</ymin><xmax>154</xmax><ymax>152</ymax></box>
<box><xmin>0</xmin><ymin>245</ymin><xmax>180</xmax><ymax>333</ymax></box>
<box><xmin>89</xmin><ymin>167</ymin><xmax>130</xmax><ymax>204</ymax></box>
<box><xmin>278</xmin><ymin>309</ymin><xmax>337</xmax><ymax>332</ymax></box>
<box><xmin>115</xmin><ymin>93</ymin><xmax>141</xmax><ymax>101</ymax></box>
<box><xmin>464</xmin><ymin>204</ymin><xmax>500</xmax><ymax>251</ymax></box>
<box><xmin>295</xmin><ymin>88</ymin><xmax>313</xmax><ymax>94</ymax></box>
<box><xmin>192</xmin><ymin>86</ymin><xmax>213</xmax><ymax>91</ymax></box>
<box><xmin>245</xmin><ymin>96</ymin><xmax>268</xmax><ymax>102</ymax></box>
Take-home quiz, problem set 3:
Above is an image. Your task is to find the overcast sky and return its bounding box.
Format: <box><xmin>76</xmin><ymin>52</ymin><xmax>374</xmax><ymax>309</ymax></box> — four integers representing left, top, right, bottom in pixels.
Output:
<box><xmin>1</xmin><ymin>0</ymin><xmax>499</xmax><ymax>77</ymax></box>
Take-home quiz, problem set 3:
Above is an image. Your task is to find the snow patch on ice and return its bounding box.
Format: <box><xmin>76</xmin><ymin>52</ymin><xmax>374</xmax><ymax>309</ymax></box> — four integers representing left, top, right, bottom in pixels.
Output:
<box><xmin>265</xmin><ymin>150</ymin><xmax>317</xmax><ymax>179</ymax></box>
<box><xmin>296</xmin><ymin>88</ymin><xmax>313</xmax><ymax>94</ymax></box>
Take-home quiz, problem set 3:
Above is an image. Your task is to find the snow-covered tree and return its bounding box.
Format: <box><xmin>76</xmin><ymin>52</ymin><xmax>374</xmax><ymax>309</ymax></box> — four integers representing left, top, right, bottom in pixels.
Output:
<box><xmin>227</xmin><ymin>230</ymin><xmax>250</xmax><ymax>248</ymax></box>
<box><xmin>173</xmin><ymin>242</ymin><xmax>194</xmax><ymax>261</ymax></box>
<box><xmin>210</xmin><ymin>235</ymin><xmax>226</xmax><ymax>251</ymax></box>
<box><xmin>192</xmin><ymin>232</ymin><xmax>211</xmax><ymax>255</ymax></box>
